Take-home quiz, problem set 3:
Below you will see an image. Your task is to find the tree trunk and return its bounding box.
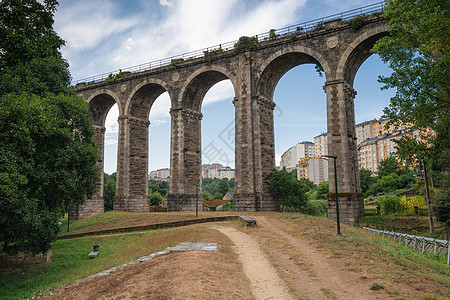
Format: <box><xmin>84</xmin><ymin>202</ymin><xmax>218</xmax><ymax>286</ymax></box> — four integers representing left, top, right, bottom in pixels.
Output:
<box><xmin>423</xmin><ymin>161</ymin><xmax>434</xmax><ymax>234</ymax></box>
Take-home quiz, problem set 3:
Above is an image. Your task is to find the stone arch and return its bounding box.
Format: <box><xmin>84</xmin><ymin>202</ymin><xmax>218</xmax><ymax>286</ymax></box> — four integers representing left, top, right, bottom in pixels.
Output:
<box><xmin>86</xmin><ymin>89</ymin><xmax>121</xmax><ymax>127</ymax></box>
<box><xmin>337</xmin><ymin>26</ymin><xmax>388</xmax><ymax>85</ymax></box>
<box><xmin>125</xmin><ymin>78</ymin><xmax>171</xmax><ymax>120</ymax></box>
<box><xmin>178</xmin><ymin>65</ymin><xmax>238</xmax><ymax>111</ymax></box>
<box><xmin>257</xmin><ymin>46</ymin><xmax>331</xmax><ymax>100</ymax></box>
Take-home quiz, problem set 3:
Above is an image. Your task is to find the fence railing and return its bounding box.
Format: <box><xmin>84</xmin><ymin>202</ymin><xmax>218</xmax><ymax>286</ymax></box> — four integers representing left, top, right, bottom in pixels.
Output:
<box><xmin>363</xmin><ymin>227</ymin><xmax>450</xmax><ymax>265</ymax></box>
<box><xmin>73</xmin><ymin>1</ymin><xmax>385</xmax><ymax>86</ymax></box>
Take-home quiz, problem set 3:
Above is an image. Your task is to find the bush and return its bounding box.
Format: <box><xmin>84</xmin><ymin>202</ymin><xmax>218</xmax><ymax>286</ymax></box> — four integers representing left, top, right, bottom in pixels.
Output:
<box><xmin>219</xmin><ymin>200</ymin><xmax>233</xmax><ymax>211</ymax></box>
<box><xmin>149</xmin><ymin>191</ymin><xmax>164</xmax><ymax>206</ymax></box>
<box><xmin>400</xmin><ymin>195</ymin><xmax>426</xmax><ymax>214</ymax></box>
<box><xmin>376</xmin><ymin>195</ymin><xmax>403</xmax><ymax>215</ymax></box>
<box><xmin>301</xmin><ymin>200</ymin><xmax>327</xmax><ymax>216</ymax></box>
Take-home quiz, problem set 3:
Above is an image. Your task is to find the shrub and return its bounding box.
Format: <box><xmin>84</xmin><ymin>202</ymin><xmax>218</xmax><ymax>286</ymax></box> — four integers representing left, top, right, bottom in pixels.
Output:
<box><xmin>400</xmin><ymin>195</ymin><xmax>426</xmax><ymax>214</ymax></box>
<box><xmin>376</xmin><ymin>195</ymin><xmax>403</xmax><ymax>215</ymax></box>
<box><xmin>301</xmin><ymin>200</ymin><xmax>327</xmax><ymax>216</ymax></box>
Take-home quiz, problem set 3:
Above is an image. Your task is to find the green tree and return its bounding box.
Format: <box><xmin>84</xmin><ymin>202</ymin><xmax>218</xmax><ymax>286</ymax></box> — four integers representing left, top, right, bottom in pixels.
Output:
<box><xmin>0</xmin><ymin>0</ymin><xmax>99</xmax><ymax>254</ymax></box>
<box><xmin>216</xmin><ymin>179</ymin><xmax>230</xmax><ymax>199</ymax></box>
<box><xmin>149</xmin><ymin>191</ymin><xmax>164</xmax><ymax>206</ymax></box>
<box><xmin>378</xmin><ymin>156</ymin><xmax>401</xmax><ymax>178</ymax></box>
<box><xmin>372</xmin><ymin>0</ymin><xmax>449</xmax><ymax>134</ymax></box>
<box><xmin>315</xmin><ymin>180</ymin><xmax>329</xmax><ymax>200</ymax></box>
<box><xmin>148</xmin><ymin>180</ymin><xmax>169</xmax><ymax>198</ymax></box>
<box><xmin>372</xmin><ymin>0</ymin><xmax>449</xmax><ymax>232</ymax></box>
<box><xmin>0</xmin><ymin>93</ymin><xmax>98</xmax><ymax>254</ymax></box>
<box><xmin>103</xmin><ymin>173</ymin><xmax>116</xmax><ymax>211</ymax></box>
<box><xmin>359</xmin><ymin>168</ymin><xmax>375</xmax><ymax>194</ymax></box>
<box><xmin>270</xmin><ymin>169</ymin><xmax>308</xmax><ymax>212</ymax></box>
<box><xmin>202</xmin><ymin>191</ymin><xmax>213</xmax><ymax>200</ymax></box>
<box><xmin>433</xmin><ymin>183</ymin><xmax>450</xmax><ymax>239</ymax></box>
<box><xmin>0</xmin><ymin>0</ymin><xmax>71</xmax><ymax>97</ymax></box>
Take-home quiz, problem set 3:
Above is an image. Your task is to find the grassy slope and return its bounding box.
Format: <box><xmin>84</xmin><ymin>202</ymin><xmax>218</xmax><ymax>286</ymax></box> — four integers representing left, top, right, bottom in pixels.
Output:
<box><xmin>2</xmin><ymin>212</ymin><xmax>449</xmax><ymax>299</ymax></box>
<box><xmin>0</xmin><ymin>224</ymin><xmax>236</xmax><ymax>299</ymax></box>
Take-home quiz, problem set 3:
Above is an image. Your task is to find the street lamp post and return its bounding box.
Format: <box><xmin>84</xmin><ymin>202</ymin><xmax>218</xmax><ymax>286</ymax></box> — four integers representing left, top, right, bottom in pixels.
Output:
<box><xmin>195</xmin><ymin>184</ymin><xmax>199</xmax><ymax>217</ymax></box>
<box><xmin>321</xmin><ymin>155</ymin><xmax>341</xmax><ymax>235</ymax></box>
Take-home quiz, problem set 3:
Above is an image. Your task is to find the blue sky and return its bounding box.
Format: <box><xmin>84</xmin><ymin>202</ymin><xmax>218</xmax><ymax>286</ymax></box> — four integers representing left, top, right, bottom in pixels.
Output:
<box><xmin>54</xmin><ymin>0</ymin><xmax>393</xmax><ymax>174</ymax></box>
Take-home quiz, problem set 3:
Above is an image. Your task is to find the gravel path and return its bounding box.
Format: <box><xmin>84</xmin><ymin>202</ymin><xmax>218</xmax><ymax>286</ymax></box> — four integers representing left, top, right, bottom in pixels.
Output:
<box><xmin>213</xmin><ymin>225</ymin><xmax>294</xmax><ymax>300</ymax></box>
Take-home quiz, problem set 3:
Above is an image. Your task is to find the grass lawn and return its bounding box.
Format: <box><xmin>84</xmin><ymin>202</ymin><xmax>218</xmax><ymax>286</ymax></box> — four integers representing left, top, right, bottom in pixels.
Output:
<box><xmin>0</xmin><ymin>224</ymin><xmax>229</xmax><ymax>299</ymax></box>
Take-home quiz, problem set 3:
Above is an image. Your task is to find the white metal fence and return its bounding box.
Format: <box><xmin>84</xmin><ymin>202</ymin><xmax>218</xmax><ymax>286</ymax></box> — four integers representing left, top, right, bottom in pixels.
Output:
<box><xmin>363</xmin><ymin>227</ymin><xmax>450</xmax><ymax>265</ymax></box>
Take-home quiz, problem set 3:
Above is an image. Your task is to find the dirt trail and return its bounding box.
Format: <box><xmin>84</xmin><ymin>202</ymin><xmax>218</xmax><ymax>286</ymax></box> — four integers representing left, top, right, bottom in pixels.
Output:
<box><xmin>256</xmin><ymin>216</ymin><xmax>381</xmax><ymax>300</ymax></box>
<box><xmin>213</xmin><ymin>226</ymin><xmax>293</xmax><ymax>300</ymax></box>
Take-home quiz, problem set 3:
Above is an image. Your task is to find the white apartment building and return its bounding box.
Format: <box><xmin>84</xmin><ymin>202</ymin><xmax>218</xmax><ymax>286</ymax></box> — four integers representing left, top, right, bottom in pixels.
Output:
<box><xmin>297</xmin><ymin>157</ymin><xmax>329</xmax><ymax>185</ymax></box>
<box><xmin>314</xmin><ymin>133</ymin><xmax>328</xmax><ymax>157</ymax></box>
<box><xmin>280</xmin><ymin>141</ymin><xmax>315</xmax><ymax>172</ymax></box>
<box><xmin>355</xmin><ymin>119</ymin><xmax>376</xmax><ymax>145</ymax></box>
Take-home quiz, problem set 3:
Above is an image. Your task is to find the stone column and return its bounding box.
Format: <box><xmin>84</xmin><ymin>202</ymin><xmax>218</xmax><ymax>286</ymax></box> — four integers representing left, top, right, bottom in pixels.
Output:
<box><xmin>324</xmin><ymin>80</ymin><xmax>363</xmax><ymax>225</ymax></box>
<box><xmin>233</xmin><ymin>51</ymin><xmax>278</xmax><ymax>211</ymax></box>
<box><xmin>167</xmin><ymin>108</ymin><xmax>203</xmax><ymax>211</ymax></box>
<box><xmin>257</xmin><ymin>96</ymin><xmax>279</xmax><ymax>211</ymax></box>
<box><xmin>114</xmin><ymin>116</ymin><xmax>150</xmax><ymax>212</ymax></box>
<box><xmin>70</xmin><ymin>125</ymin><xmax>105</xmax><ymax>219</ymax></box>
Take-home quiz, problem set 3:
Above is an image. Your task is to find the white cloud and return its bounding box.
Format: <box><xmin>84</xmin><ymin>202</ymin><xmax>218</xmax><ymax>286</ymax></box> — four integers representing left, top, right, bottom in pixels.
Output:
<box><xmin>149</xmin><ymin>92</ymin><xmax>171</xmax><ymax>120</ymax></box>
<box><xmin>58</xmin><ymin>0</ymin><xmax>308</xmax><ymax>80</ymax></box>
<box><xmin>55</xmin><ymin>0</ymin><xmax>140</xmax><ymax>59</ymax></box>
<box><xmin>159</xmin><ymin>0</ymin><xmax>173</xmax><ymax>7</ymax></box>
<box><xmin>203</xmin><ymin>80</ymin><xmax>234</xmax><ymax>107</ymax></box>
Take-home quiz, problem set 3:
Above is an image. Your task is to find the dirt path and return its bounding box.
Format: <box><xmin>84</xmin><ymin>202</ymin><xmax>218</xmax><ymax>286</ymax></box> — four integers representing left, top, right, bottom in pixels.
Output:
<box><xmin>256</xmin><ymin>216</ymin><xmax>381</xmax><ymax>300</ymax></box>
<box><xmin>213</xmin><ymin>225</ymin><xmax>293</xmax><ymax>300</ymax></box>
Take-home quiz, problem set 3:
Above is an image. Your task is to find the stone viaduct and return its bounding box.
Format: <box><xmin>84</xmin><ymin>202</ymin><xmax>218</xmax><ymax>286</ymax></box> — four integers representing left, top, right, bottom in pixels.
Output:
<box><xmin>71</xmin><ymin>10</ymin><xmax>388</xmax><ymax>225</ymax></box>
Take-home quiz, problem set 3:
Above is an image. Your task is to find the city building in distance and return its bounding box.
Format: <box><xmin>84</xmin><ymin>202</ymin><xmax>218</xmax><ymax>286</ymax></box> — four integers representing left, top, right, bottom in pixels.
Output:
<box><xmin>202</xmin><ymin>163</ymin><xmax>235</xmax><ymax>179</ymax></box>
<box><xmin>280</xmin><ymin>141</ymin><xmax>315</xmax><ymax>172</ymax></box>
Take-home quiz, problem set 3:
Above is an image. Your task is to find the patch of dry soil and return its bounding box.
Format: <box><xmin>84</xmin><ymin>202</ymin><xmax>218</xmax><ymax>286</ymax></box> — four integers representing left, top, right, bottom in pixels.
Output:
<box><xmin>213</xmin><ymin>225</ymin><xmax>293</xmax><ymax>300</ymax></box>
<box><xmin>255</xmin><ymin>216</ymin><xmax>383</xmax><ymax>299</ymax></box>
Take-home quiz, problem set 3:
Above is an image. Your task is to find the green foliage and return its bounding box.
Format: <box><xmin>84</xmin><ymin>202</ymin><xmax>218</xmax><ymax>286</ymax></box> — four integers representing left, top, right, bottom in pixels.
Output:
<box><xmin>372</xmin><ymin>0</ymin><xmax>450</xmax><ymax>181</ymax></box>
<box><xmin>148</xmin><ymin>180</ymin><xmax>169</xmax><ymax>198</ymax></box>
<box><xmin>433</xmin><ymin>179</ymin><xmax>450</xmax><ymax>239</ymax></box>
<box><xmin>0</xmin><ymin>93</ymin><xmax>99</xmax><ymax>254</ymax></box>
<box><xmin>233</xmin><ymin>36</ymin><xmax>258</xmax><ymax>53</ymax></box>
<box><xmin>105</xmin><ymin>69</ymin><xmax>124</xmax><ymax>82</ymax></box>
<box><xmin>314</xmin><ymin>21</ymin><xmax>324</xmax><ymax>30</ymax></box>
<box><xmin>301</xmin><ymin>200</ymin><xmax>327</xmax><ymax>216</ymax></box>
<box><xmin>0</xmin><ymin>0</ymin><xmax>71</xmax><ymax>97</ymax></box>
<box><xmin>103</xmin><ymin>173</ymin><xmax>116</xmax><ymax>211</ymax></box>
<box><xmin>316</xmin><ymin>180</ymin><xmax>329</xmax><ymax>200</ymax></box>
<box><xmin>370</xmin><ymin>283</ymin><xmax>385</xmax><ymax>291</ymax></box>
<box><xmin>359</xmin><ymin>168</ymin><xmax>376</xmax><ymax>194</ymax></box>
<box><xmin>219</xmin><ymin>200</ymin><xmax>233</xmax><ymax>211</ymax></box>
<box><xmin>269</xmin><ymin>29</ymin><xmax>277</xmax><ymax>39</ymax></box>
<box><xmin>170</xmin><ymin>59</ymin><xmax>183</xmax><ymax>69</ymax></box>
<box><xmin>202</xmin><ymin>191</ymin><xmax>213</xmax><ymax>200</ymax></box>
<box><xmin>149</xmin><ymin>191</ymin><xmax>164</xmax><ymax>206</ymax></box>
<box><xmin>0</xmin><ymin>1</ymin><xmax>100</xmax><ymax>254</ymax></box>
<box><xmin>347</xmin><ymin>15</ymin><xmax>366</xmax><ymax>32</ymax></box>
<box><xmin>202</xmin><ymin>178</ymin><xmax>233</xmax><ymax>200</ymax></box>
<box><xmin>270</xmin><ymin>168</ymin><xmax>308</xmax><ymax>212</ymax></box>
<box><xmin>376</xmin><ymin>195</ymin><xmax>403</xmax><ymax>215</ymax></box>
<box><xmin>378</xmin><ymin>156</ymin><xmax>401</xmax><ymax>178</ymax></box>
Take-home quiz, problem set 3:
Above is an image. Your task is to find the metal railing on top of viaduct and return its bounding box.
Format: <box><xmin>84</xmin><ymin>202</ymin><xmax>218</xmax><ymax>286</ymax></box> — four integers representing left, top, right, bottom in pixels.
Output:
<box><xmin>72</xmin><ymin>1</ymin><xmax>385</xmax><ymax>86</ymax></box>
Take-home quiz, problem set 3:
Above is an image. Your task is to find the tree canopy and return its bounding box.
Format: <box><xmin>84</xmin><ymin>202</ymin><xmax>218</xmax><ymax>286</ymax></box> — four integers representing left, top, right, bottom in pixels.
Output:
<box><xmin>0</xmin><ymin>93</ymin><xmax>98</xmax><ymax>254</ymax></box>
<box><xmin>0</xmin><ymin>0</ymin><xmax>71</xmax><ymax>97</ymax></box>
<box><xmin>0</xmin><ymin>0</ymin><xmax>99</xmax><ymax>254</ymax></box>
<box><xmin>270</xmin><ymin>169</ymin><xmax>308</xmax><ymax>212</ymax></box>
<box><xmin>372</xmin><ymin>0</ymin><xmax>449</xmax><ymax>232</ymax></box>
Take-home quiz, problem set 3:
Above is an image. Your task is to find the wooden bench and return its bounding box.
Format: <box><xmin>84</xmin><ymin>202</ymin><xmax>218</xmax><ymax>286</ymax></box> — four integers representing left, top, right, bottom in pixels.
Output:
<box><xmin>240</xmin><ymin>216</ymin><xmax>256</xmax><ymax>228</ymax></box>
